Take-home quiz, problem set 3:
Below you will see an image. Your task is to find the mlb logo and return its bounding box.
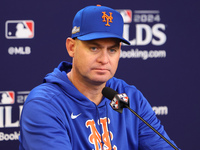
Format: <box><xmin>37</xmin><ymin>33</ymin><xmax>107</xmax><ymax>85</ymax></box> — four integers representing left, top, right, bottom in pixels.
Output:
<box><xmin>5</xmin><ymin>20</ymin><xmax>34</xmax><ymax>39</ymax></box>
<box><xmin>0</xmin><ymin>91</ymin><xmax>15</xmax><ymax>104</ymax></box>
<box><xmin>110</xmin><ymin>97</ymin><xmax>119</xmax><ymax>109</ymax></box>
<box><xmin>122</xmin><ymin>95</ymin><xmax>128</xmax><ymax>103</ymax></box>
<box><xmin>118</xmin><ymin>93</ymin><xmax>129</xmax><ymax>103</ymax></box>
<box><xmin>117</xmin><ymin>9</ymin><xmax>132</xmax><ymax>23</ymax></box>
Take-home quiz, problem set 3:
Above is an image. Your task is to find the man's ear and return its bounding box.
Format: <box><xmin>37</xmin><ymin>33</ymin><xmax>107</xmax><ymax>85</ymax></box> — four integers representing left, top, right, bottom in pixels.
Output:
<box><xmin>66</xmin><ymin>38</ymin><xmax>76</xmax><ymax>57</ymax></box>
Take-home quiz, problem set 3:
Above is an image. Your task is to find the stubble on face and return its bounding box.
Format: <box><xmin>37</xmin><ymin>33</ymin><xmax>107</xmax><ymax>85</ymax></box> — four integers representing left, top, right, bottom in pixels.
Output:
<box><xmin>71</xmin><ymin>38</ymin><xmax>121</xmax><ymax>86</ymax></box>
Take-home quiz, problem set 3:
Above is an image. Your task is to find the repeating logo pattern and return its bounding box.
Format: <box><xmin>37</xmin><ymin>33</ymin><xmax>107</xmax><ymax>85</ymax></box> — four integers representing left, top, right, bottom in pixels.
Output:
<box><xmin>117</xmin><ymin>9</ymin><xmax>167</xmax><ymax>60</ymax></box>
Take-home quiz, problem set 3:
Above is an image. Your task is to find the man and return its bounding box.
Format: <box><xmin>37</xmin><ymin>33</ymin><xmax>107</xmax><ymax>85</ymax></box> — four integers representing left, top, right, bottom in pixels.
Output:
<box><xmin>19</xmin><ymin>5</ymin><xmax>180</xmax><ymax>150</ymax></box>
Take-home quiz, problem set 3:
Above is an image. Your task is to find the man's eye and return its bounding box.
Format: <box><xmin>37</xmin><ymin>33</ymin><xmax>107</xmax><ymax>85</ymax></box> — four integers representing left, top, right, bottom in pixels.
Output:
<box><xmin>91</xmin><ymin>47</ymin><xmax>97</xmax><ymax>51</ymax></box>
<box><xmin>109</xmin><ymin>49</ymin><xmax>117</xmax><ymax>53</ymax></box>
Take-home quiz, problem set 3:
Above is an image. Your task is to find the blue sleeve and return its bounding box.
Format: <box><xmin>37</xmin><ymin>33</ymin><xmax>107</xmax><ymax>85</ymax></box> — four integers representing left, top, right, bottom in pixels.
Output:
<box><xmin>19</xmin><ymin>99</ymin><xmax>72</xmax><ymax>150</ymax></box>
<box><xmin>136</xmin><ymin>91</ymin><xmax>180</xmax><ymax>150</ymax></box>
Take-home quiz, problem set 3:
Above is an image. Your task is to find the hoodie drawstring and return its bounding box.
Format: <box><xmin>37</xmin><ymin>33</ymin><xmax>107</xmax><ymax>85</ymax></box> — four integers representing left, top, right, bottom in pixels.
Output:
<box><xmin>96</xmin><ymin>102</ymin><xmax>114</xmax><ymax>150</ymax></box>
<box><xmin>96</xmin><ymin>105</ymin><xmax>105</xmax><ymax>149</ymax></box>
<box><xmin>106</xmin><ymin>101</ymin><xmax>114</xmax><ymax>150</ymax></box>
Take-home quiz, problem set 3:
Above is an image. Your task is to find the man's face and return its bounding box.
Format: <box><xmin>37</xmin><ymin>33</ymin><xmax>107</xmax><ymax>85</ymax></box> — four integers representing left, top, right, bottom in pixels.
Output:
<box><xmin>70</xmin><ymin>38</ymin><xmax>121</xmax><ymax>85</ymax></box>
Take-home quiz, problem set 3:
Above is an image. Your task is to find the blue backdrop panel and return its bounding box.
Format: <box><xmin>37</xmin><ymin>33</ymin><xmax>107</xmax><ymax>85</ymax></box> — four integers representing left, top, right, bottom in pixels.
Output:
<box><xmin>0</xmin><ymin>0</ymin><xmax>199</xmax><ymax>149</ymax></box>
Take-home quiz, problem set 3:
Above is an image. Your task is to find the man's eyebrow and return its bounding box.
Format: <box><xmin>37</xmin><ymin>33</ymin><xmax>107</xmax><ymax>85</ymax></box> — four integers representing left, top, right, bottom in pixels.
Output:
<box><xmin>109</xmin><ymin>43</ymin><xmax>120</xmax><ymax>48</ymax></box>
<box><xmin>86</xmin><ymin>41</ymin><xmax>101</xmax><ymax>46</ymax></box>
<box><xmin>84</xmin><ymin>41</ymin><xmax>120</xmax><ymax>48</ymax></box>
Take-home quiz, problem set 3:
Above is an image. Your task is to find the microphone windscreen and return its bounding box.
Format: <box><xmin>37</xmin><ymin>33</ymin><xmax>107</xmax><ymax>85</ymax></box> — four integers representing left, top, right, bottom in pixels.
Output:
<box><xmin>102</xmin><ymin>87</ymin><xmax>118</xmax><ymax>100</ymax></box>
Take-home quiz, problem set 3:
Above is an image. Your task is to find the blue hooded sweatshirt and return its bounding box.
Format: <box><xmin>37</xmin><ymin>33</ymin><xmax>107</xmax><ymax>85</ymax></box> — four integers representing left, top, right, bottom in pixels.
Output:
<box><xmin>19</xmin><ymin>61</ymin><xmax>179</xmax><ymax>150</ymax></box>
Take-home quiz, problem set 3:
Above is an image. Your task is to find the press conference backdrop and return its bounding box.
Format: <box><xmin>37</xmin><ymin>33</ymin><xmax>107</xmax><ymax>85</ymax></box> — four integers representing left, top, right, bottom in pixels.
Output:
<box><xmin>0</xmin><ymin>0</ymin><xmax>199</xmax><ymax>149</ymax></box>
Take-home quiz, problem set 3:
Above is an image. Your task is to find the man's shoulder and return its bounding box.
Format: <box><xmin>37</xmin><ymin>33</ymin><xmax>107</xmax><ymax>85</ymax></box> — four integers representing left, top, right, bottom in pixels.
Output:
<box><xmin>25</xmin><ymin>83</ymin><xmax>62</xmax><ymax>104</ymax></box>
<box><xmin>107</xmin><ymin>77</ymin><xmax>137</xmax><ymax>92</ymax></box>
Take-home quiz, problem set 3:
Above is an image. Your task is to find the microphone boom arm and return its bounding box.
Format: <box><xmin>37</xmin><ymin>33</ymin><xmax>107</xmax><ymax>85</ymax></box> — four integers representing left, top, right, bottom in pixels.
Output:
<box><xmin>125</xmin><ymin>105</ymin><xmax>179</xmax><ymax>150</ymax></box>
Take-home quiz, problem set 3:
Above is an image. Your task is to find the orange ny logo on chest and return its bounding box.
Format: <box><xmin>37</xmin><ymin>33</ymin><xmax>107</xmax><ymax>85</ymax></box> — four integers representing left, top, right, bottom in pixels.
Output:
<box><xmin>86</xmin><ymin>117</ymin><xmax>117</xmax><ymax>150</ymax></box>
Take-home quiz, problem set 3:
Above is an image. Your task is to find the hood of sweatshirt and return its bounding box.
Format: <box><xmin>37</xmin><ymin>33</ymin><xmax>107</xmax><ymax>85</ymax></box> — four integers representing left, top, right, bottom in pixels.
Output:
<box><xmin>43</xmin><ymin>61</ymin><xmax>113</xmax><ymax>108</ymax></box>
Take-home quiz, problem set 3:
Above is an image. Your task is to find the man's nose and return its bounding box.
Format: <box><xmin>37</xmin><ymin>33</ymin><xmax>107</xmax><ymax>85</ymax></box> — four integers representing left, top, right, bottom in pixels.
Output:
<box><xmin>97</xmin><ymin>50</ymin><xmax>109</xmax><ymax>64</ymax></box>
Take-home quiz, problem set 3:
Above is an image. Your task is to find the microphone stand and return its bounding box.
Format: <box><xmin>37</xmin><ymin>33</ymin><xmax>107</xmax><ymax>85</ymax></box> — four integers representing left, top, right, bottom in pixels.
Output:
<box><xmin>125</xmin><ymin>105</ymin><xmax>179</xmax><ymax>150</ymax></box>
<box><xmin>102</xmin><ymin>87</ymin><xmax>179</xmax><ymax>150</ymax></box>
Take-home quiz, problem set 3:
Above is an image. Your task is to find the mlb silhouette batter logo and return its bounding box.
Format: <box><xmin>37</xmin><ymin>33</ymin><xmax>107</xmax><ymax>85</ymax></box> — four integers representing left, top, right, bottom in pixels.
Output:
<box><xmin>86</xmin><ymin>117</ymin><xmax>117</xmax><ymax>150</ymax></box>
<box><xmin>118</xmin><ymin>93</ymin><xmax>129</xmax><ymax>103</ymax></box>
<box><xmin>5</xmin><ymin>20</ymin><xmax>34</xmax><ymax>39</ymax></box>
<box><xmin>117</xmin><ymin>9</ymin><xmax>132</xmax><ymax>23</ymax></box>
<box><xmin>0</xmin><ymin>91</ymin><xmax>15</xmax><ymax>104</ymax></box>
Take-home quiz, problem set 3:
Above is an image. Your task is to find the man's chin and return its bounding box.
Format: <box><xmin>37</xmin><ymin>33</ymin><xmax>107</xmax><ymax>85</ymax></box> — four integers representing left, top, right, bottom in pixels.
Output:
<box><xmin>90</xmin><ymin>76</ymin><xmax>112</xmax><ymax>85</ymax></box>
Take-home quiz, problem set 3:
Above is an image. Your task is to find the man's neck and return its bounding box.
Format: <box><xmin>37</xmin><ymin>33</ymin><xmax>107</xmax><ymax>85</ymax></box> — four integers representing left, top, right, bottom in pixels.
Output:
<box><xmin>67</xmin><ymin>72</ymin><xmax>106</xmax><ymax>105</ymax></box>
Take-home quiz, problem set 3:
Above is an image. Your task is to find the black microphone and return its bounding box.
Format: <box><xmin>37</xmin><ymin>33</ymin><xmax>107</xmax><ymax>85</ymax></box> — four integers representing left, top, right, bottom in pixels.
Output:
<box><xmin>102</xmin><ymin>86</ymin><xmax>129</xmax><ymax>113</ymax></box>
<box><xmin>102</xmin><ymin>87</ymin><xmax>179</xmax><ymax>150</ymax></box>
